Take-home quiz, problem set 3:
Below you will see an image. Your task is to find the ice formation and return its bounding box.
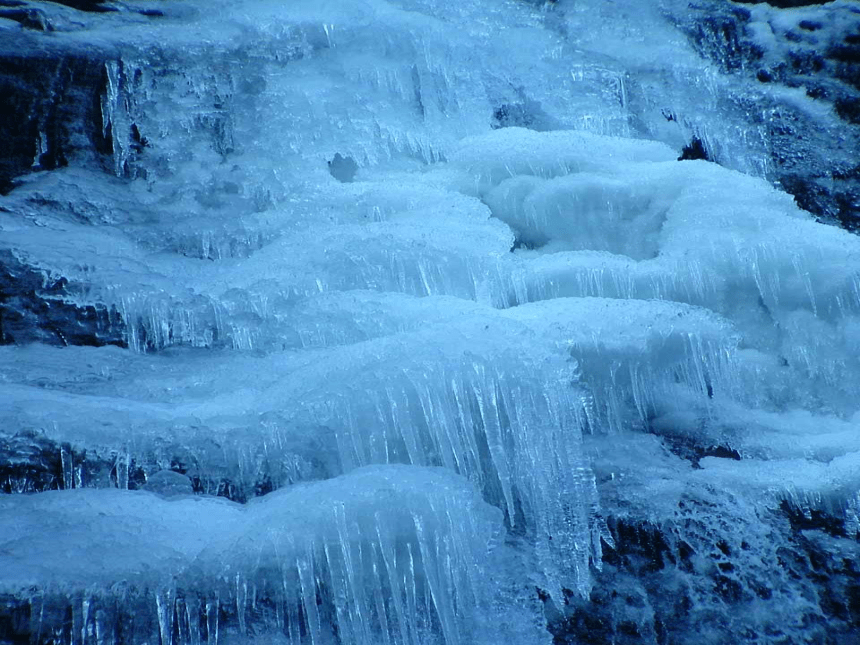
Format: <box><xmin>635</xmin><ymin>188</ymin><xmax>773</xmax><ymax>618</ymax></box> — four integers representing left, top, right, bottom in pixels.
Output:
<box><xmin>0</xmin><ymin>467</ymin><xmax>546</xmax><ymax>645</ymax></box>
<box><xmin>1</xmin><ymin>0</ymin><xmax>859</xmax><ymax>643</ymax></box>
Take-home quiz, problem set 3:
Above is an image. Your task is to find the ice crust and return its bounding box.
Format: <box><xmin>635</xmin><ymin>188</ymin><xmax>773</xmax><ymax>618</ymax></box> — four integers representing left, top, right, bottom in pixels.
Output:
<box><xmin>2</xmin><ymin>0</ymin><xmax>860</xmax><ymax>644</ymax></box>
<box><xmin>0</xmin><ymin>467</ymin><xmax>548</xmax><ymax>645</ymax></box>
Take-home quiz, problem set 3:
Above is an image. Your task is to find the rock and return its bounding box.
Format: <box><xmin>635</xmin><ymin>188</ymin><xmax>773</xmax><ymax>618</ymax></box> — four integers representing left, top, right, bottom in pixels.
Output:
<box><xmin>734</xmin><ymin>0</ymin><xmax>836</xmax><ymax>7</ymax></box>
<box><xmin>327</xmin><ymin>153</ymin><xmax>359</xmax><ymax>183</ymax></box>
<box><xmin>679</xmin><ymin>0</ymin><xmax>860</xmax><ymax>231</ymax></box>
<box><xmin>678</xmin><ymin>136</ymin><xmax>712</xmax><ymax>162</ymax></box>
<box><xmin>0</xmin><ymin>46</ymin><xmax>114</xmax><ymax>193</ymax></box>
<box><xmin>0</xmin><ymin>250</ymin><xmax>126</xmax><ymax>347</ymax></box>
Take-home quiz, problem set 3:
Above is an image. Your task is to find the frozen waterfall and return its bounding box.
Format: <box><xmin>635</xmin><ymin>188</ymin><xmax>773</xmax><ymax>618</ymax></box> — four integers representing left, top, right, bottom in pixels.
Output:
<box><xmin>1</xmin><ymin>0</ymin><xmax>860</xmax><ymax>643</ymax></box>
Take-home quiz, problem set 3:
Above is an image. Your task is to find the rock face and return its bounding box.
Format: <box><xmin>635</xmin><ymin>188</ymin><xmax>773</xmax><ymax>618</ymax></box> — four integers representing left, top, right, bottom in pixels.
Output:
<box><xmin>679</xmin><ymin>0</ymin><xmax>860</xmax><ymax>231</ymax></box>
<box><xmin>0</xmin><ymin>46</ymin><xmax>112</xmax><ymax>193</ymax></box>
<box><xmin>555</xmin><ymin>479</ymin><xmax>860</xmax><ymax>645</ymax></box>
<box><xmin>0</xmin><ymin>1</ymin><xmax>178</xmax><ymax>187</ymax></box>
<box><xmin>0</xmin><ymin>250</ymin><xmax>125</xmax><ymax>347</ymax></box>
<box><xmin>734</xmin><ymin>0</ymin><xmax>836</xmax><ymax>8</ymax></box>
<box><xmin>0</xmin><ymin>3</ymin><xmax>144</xmax><ymax>348</ymax></box>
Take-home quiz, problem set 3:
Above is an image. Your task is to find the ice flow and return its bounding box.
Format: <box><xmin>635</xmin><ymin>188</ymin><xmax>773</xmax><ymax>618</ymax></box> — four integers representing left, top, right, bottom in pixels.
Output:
<box><xmin>1</xmin><ymin>0</ymin><xmax>860</xmax><ymax>644</ymax></box>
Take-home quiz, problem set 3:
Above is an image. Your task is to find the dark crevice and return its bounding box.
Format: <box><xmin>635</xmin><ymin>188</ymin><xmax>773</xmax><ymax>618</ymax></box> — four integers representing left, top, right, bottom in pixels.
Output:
<box><xmin>43</xmin><ymin>0</ymin><xmax>117</xmax><ymax>13</ymax></box>
<box><xmin>0</xmin><ymin>52</ymin><xmax>115</xmax><ymax>192</ymax></box>
<box><xmin>678</xmin><ymin>136</ymin><xmax>712</xmax><ymax>162</ymax></box>
<box><xmin>0</xmin><ymin>251</ymin><xmax>127</xmax><ymax>348</ymax></box>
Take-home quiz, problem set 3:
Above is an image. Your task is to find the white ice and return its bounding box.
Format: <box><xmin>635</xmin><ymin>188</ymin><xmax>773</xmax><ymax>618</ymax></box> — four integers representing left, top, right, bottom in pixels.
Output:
<box><xmin>1</xmin><ymin>0</ymin><xmax>860</xmax><ymax>644</ymax></box>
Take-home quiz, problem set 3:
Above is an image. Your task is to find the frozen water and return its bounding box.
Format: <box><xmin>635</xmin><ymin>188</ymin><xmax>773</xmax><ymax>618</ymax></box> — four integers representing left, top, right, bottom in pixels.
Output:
<box><xmin>0</xmin><ymin>467</ymin><xmax>549</xmax><ymax>645</ymax></box>
<box><xmin>2</xmin><ymin>0</ymin><xmax>860</xmax><ymax>643</ymax></box>
<box><xmin>0</xmin><ymin>308</ymin><xmax>602</xmax><ymax>599</ymax></box>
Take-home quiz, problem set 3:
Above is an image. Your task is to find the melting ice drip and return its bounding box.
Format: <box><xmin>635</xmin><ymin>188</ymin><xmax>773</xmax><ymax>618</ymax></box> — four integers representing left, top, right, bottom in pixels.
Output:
<box><xmin>1</xmin><ymin>1</ymin><xmax>860</xmax><ymax>644</ymax></box>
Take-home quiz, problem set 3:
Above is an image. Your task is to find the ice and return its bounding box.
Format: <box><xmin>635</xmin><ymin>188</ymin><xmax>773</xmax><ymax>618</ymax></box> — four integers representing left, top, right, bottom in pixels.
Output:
<box><xmin>445</xmin><ymin>129</ymin><xmax>860</xmax><ymax>411</ymax></box>
<box><xmin>2</xmin><ymin>168</ymin><xmax>523</xmax><ymax>351</ymax></box>
<box><xmin>697</xmin><ymin>452</ymin><xmax>860</xmax><ymax>521</ymax></box>
<box><xmin>503</xmin><ymin>251</ymin><xmax>718</xmax><ymax>308</ymax></box>
<box><xmin>450</xmin><ymin>128</ymin><xmax>676</xmax><ymax>196</ymax></box>
<box><xmin>501</xmin><ymin>298</ymin><xmax>739</xmax><ymax>431</ymax></box>
<box><xmin>0</xmin><ymin>488</ymin><xmax>238</xmax><ymax>591</ymax></box>
<box><xmin>0</xmin><ymin>467</ymin><xmax>549</xmax><ymax>645</ymax></box>
<box><xmin>143</xmin><ymin>469</ymin><xmax>194</xmax><ymax>496</ymax></box>
<box><xmin>3</xmin><ymin>0</ymin><xmax>860</xmax><ymax>642</ymax></box>
<box><xmin>0</xmin><ymin>309</ymin><xmax>602</xmax><ymax>599</ymax></box>
<box><xmin>485</xmin><ymin>172</ymin><xmax>672</xmax><ymax>259</ymax></box>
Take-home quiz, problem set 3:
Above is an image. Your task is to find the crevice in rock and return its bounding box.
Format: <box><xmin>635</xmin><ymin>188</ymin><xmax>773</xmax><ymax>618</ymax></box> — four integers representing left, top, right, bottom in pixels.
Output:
<box><xmin>0</xmin><ymin>251</ymin><xmax>126</xmax><ymax>347</ymax></box>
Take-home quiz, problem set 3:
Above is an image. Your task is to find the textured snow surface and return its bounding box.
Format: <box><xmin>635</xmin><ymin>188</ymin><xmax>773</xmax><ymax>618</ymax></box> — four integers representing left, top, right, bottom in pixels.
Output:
<box><xmin>1</xmin><ymin>0</ymin><xmax>860</xmax><ymax>644</ymax></box>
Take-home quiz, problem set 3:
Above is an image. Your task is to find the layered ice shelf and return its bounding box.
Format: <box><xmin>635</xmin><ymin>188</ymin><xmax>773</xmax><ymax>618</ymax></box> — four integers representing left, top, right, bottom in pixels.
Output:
<box><xmin>0</xmin><ymin>467</ymin><xmax>549</xmax><ymax>645</ymax></box>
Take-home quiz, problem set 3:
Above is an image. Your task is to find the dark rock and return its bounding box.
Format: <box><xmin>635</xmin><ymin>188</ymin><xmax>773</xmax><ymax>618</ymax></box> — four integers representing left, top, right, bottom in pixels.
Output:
<box><xmin>215</xmin><ymin>478</ymin><xmax>242</xmax><ymax>501</ymax></box>
<box><xmin>47</xmin><ymin>0</ymin><xmax>117</xmax><ymax>13</ymax></box>
<box><xmin>492</xmin><ymin>95</ymin><xmax>561</xmax><ymax>131</ymax></box>
<box><xmin>654</xmin><ymin>430</ymin><xmax>741</xmax><ymax>468</ymax></box>
<box><xmin>789</xmin><ymin>50</ymin><xmax>825</xmax><ymax>74</ymax></box>
<box><xmin>733</xmin><ymin>0</ymin><xmax>835</xmax><ymax>7</ymax></box>
<box><xmin>779</xmin><ymin>172</ymin><xmax>860</xmax><ymax>233</ymax></box>
<box><xmin>0</xmin><ymin>431</ymin><xmax>66</xmax><ymax>493</ymax></box>
<box><xmin>0</xmin><ymin>426</ymin><xmax>299</xmax><ymax>500</ymax></box>
<box><xmin>828</xmin><ymin>44</ymin><xmax>860</xmax><ymax>66</ymax></box>
<box><xmin>682</xmin><ymin>5</ymin><xmax>761</xmax><ymax>73</ymax></box>
<box><xmin>0</xmin><ymin>430</ymin><xmax>135</xmax><ymax>493</ymax></box>
<box><xmin>780</xmin><ymin>499</ymin><xmax>848</xmax><ymax>537</ymax></box>
<box><xmin>553</xmin><ymin>503</ymin><xmax>860</xmax><ymax>645</ymax></box>
<box><xmin>679</xmin><ymin>1</ymin><xmax>860</xmax><ymax>231</ymax></box>
<box><xmin>678</xmin><ymin>136</ymin><xmax>712</xmax><ymax>162</ymax></box>
<box><xmin>0</xmin><ymin>595</ymin><xmax>29</xmax><ymax>645</ymax></box>
<box><xmin>0</xmin><ymin>49</ymin><xmax>114</xmax><ymax>193</ymax></box>
<box><xmin>129</xmin><ymin>122</ymin><xmax>148</xmax><ymax>153</ymax></box>
<box><xmin>714</xmin><ymin>574</ymin><xmax>744</xmax><ymax>603</ymax></box>
<box><xmin>701</xmin><ymin>444</ymin><xmax>741</xmax><ymax>461</ymax></box>
<box><xmin>836</xmin><ymin>95</ymin><xmax>860</xmax><ymax>123</ymax></box>
<box><xmin>0</xmin><ymin>250</ymin><xmax>126</xmax><ymax>347</ymax></box>
<box><xmin>493</xmin><ymin>103</ymin><xmax>533</xmax><ymax>128</ymax></box>
<box><xmin>799</xmin><ymin>20</ymin><xmax>823</xmax><ymax>31</ymax></box>
<box><xmin>327</xmin><ymin>153</ymin><xmax>358</xmax><ymax>183</ymax></box>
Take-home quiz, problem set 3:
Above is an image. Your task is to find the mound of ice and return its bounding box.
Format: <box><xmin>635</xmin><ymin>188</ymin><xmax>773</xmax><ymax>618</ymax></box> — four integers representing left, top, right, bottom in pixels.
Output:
<box><xmin>0</xmin><ymin>467</ymin><xmax>549</xmax><ymax>645</ymax></box>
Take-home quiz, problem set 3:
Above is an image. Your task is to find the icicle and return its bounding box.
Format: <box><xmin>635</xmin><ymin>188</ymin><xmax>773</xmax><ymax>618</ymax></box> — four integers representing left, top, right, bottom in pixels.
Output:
<box><xmin>205</xmin><ymin>596</ymin><xmax>219</xmax><ymax>645</ymax></box>
<box><xmin>60</xmin><ymin>446</ymin><xmax>74</xmax><ymax>490</ymax></box>
<box><xmin>114</xmin><ymin>451</ymin><xmax>129</xmax><ymax>490</ymax></box>
<box><xmin>296</xmin><ymin>548</ymin><xmax>323</xmax><ymax>645</ymax></box>
<box><xmin>156</xmin><ymin>588</ymin><xmax>175</xmax><ymax>645</ymax></box>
